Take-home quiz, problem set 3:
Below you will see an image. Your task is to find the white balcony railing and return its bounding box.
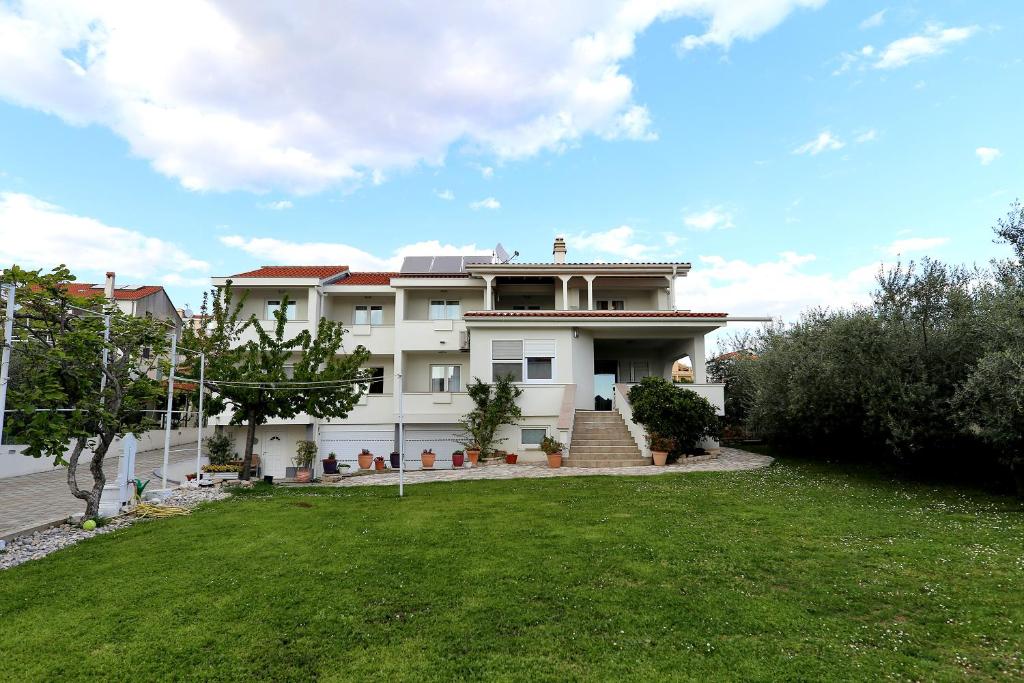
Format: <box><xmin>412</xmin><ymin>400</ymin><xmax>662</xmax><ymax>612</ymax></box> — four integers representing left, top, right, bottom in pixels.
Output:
<box><xmin>396</xmin><ymin>319</ymin><xmax>468</xmax><ymax>352</ymax></box>
<box><xmin>236</xmin><ymin>320</ymin><xmax>312</xmax><ymax>345</ymax></box>
<box><xmin>342</xmin><ymin>324</ymin><xmax>395</xmax><ymax>355</ymax></box>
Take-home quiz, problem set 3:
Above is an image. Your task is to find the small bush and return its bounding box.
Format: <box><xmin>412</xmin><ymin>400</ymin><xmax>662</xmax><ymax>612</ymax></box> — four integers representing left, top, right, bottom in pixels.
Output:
<box><xmin>204</xmin><ymin>432</ymin><xmax>236</xmax><ymax>466</ymax></box>
<box><xmin>628</xmin><ymin>377</ymin><xmax>720</xmax><ymax>458</ymax></box>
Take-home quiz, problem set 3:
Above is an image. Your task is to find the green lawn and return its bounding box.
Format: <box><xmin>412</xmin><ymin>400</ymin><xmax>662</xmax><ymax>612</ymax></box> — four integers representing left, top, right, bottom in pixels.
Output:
<box><xmin>1</xmin><ymin>461</ymin><xmax>1023</xmax><ymax>681</ymax></box>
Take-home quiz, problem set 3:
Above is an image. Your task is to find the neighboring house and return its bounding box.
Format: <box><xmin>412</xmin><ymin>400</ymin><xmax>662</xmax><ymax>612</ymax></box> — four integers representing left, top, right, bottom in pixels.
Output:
<box><xmin>209</xmin><ymin>240</ymin><xmax>735</xmax><ymax>476</ymax></box>
<box><xmin>671</xmin><ymin>361</ymin><xmax>694</xmax><ymax>383</ymax></box>
<box><xmin>65</xmin><ymin>272</ymin><xmax>183</xmax><ymax>334</ymax></box>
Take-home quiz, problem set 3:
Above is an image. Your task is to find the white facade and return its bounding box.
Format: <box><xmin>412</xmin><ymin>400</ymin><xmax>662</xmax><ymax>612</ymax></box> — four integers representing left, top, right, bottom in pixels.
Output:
<box><xmin>209</xmin><ymin>251</ymin><xmax>729</xmax><ymax>476</ymax></box>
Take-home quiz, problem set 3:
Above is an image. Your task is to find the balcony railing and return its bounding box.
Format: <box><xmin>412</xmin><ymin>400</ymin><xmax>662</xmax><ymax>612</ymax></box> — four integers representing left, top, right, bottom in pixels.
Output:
<box><xmin>396</xmin><ymin>319</ymin><xmax>468</xmax><ymax>352</ymax></box>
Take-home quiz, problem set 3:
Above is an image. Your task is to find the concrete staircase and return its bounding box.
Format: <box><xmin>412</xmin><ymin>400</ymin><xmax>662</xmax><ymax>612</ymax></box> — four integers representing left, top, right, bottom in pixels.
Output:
<box><xmin>566</xmin><ymin>410</ymin><xmax>651</xmax><ymax>467</ymax></box>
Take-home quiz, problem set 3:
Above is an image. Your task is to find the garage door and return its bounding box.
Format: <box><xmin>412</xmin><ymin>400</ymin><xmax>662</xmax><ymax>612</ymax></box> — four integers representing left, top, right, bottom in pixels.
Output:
<box><xmin>402</xmin><ymin>425</ymin><xmax>463</xmax><ymax>469</ymax></box>
<box><xmin>320</xmin><ymin>427</ymin><xmax>395</xmax><ymax>471</ymax></box>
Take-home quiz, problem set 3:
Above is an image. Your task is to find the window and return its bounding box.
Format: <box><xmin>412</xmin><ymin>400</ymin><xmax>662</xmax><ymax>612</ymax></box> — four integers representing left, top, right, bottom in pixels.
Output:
<box><xmin>630</xmin><ymin>361</ymin><xmax>650</xmax><ymax>382</ymax></box>
<box><xmin>512</xmin><ymin>305</ymin><xmax>542</xmax><ymax>310</ymax></box>
<box><xmin>430</xmin><ymin>364</ymin><xmax>461</xmax><ymax>392</ymax></box>
<box><xmin>596</xmin><ymin>300</ymin><xmax>625</xmax><ymax>311</ymax></box>
<box><xmin>521</xmin><ymin>428</ymin><xmax>547</xmax><ymax>447</ymax></box>
<box><xmin>491</xmin><ymin>339</ymin><xmax>555</xmax><ymax>383</ymax></box>
<box><xmin>354</xmin><ymin>304</ymin><xmax>383</xmax><ymax>325</ymax></box>
<box><xmin>364</xmin><ymin>367</ymin><xmax>385</xmax><ymax>394</ymax></box>
<box><xmin>266</xmin><ymin>299</ymin><xmax>297</xmax><ymax>320</ymax></box>
<box><xmin>429</xmin><ymin>300</ymin><xmax>461</xmax><ymax>320</ymax></box>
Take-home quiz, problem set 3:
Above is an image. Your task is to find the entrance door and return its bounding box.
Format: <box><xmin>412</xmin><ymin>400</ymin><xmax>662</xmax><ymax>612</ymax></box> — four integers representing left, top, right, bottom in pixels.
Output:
<box><xmin>594</xmin><ymin>360</ymin><xmax>617</xmax><ymax>410</ymax></box>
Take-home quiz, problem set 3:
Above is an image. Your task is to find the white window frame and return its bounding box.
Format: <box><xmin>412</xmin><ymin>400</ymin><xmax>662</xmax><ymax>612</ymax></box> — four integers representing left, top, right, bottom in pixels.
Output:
<box><xmin>429</xmin><ymin>299</ymin><xmax>461</xmax><ymax>320</ymax></box>
<box><xmin>266</xmin><ymin>299</ymin><xmax>297</xmax><ymax>321</ymax></box>
<box><xmin>430</xmin><ymin>364</ymin><xmax>462</xmax><ymax>393</ymax></box>
<box><xmin>491</xmin><ymin>339</ymin><xmax>556</xmax><ymax>384</ymax></box>
<box><xmin>354</xmin><ymin>304</ymin><xmax>384</xmax><ymax>325</ymax></box>
<box><xmin>520</xmin><ymin>427</ymin><xmax>547</xmax><ymax>449</ymax></box>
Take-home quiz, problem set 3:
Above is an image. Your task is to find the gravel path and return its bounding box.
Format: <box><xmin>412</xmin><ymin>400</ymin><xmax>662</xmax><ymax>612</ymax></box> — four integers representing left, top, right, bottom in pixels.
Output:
<box><xmin>0</xmin><ymin>487</ymin><xmax>229</xmax><ymax>571</ymax></box>
<box><xmin>326</xmin><ymin>447</ymin><xmax>772</xmax><ymax>487</ymax></box>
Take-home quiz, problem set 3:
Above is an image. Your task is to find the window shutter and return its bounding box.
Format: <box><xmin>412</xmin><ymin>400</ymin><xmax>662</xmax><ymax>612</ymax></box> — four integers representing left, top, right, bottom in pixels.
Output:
<box><xmin>524</xmin><ymin>340</ymin><xmax>556</xmax><ymax>357</ymax></box>
<box><xmin>492</xmin><ymin>340</ymin><xmax>524</xmax><ymax>360</ymax></box>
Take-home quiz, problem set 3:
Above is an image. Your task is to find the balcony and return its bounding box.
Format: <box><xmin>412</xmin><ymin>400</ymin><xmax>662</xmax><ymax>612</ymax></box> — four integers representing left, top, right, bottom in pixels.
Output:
<box><xmin>343</xmin><ymin>324</ymin><xmax>395</xmax><ymax>355</ymax></box>
<box><xmin>396</xmin><ymin>319</ymin><xmax>468</xmax><ymax>352</ymax></box>
<box><xmin>236</xmin><ymin>319</ymin><xmax>313</xmax><ymax>345</ymax></box>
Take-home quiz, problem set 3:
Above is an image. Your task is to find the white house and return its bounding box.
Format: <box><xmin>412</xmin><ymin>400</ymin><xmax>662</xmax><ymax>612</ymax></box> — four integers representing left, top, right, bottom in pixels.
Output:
<box><xmin>209</xmin><ymin>239</ymin><xmax>736</xmax><ymax>476</ymax></box>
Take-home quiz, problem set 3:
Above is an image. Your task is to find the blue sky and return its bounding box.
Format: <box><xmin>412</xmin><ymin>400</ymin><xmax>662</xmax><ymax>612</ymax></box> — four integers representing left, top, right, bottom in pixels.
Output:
<box><xmin>0</xmin><ymin>1</ymin><xmax>1020</xmax><ymax>324</ymax></box>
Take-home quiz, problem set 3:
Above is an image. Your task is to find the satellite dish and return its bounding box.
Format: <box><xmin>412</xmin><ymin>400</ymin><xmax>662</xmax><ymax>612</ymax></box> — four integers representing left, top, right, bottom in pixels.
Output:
<box><xmin>494</xmin><ymin>243</ymin><xmax>510</xmax><ymax>263</ymax></box>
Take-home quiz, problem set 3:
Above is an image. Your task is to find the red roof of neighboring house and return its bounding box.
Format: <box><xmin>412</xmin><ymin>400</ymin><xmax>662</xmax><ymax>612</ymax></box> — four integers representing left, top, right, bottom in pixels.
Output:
<box><xmin>712</xmin><ymin>350</ymin><xmax>758</xmax><ymax>361</ymax></box>
<box><xmin>463</xmin><ymin>310</ymin><xmax>728</xmax><ymax>318</ymax></box>
<box><xmin>229</xmin><ymin>265</ymin><xmax>349</xmax><ymax>279</ymax></box>
<box><xmin>336</xmin><ymin>272</ymin><xmax>399</xmax><ymax>285</ymax></box>
<box><xmin>64</xmin><ymin>283</ymin><xmax>166</xmax><ymax>301</ymax></box>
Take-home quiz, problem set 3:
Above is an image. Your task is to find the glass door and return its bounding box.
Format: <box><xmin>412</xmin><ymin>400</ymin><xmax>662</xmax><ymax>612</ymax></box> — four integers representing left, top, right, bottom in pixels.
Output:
<box><xmin>593</xmin><ymin>360</ymin><xmax>617</xmax><ymax>410</ymax></box>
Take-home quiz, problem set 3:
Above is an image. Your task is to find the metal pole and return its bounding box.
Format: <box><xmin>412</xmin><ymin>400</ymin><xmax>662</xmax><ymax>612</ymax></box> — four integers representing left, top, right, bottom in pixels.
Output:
<box><xmin>0</xmin><ymin>284</ymin><xmax>15</xmax><ymax>445</ymax></box>
<box><xmin>99</xmin><ymin>314</ymin><xmax>110</xmax><ymax>398</ymax></box>
<box><xmin>195</xmin><ymin>352</ymin><xmax>204</xmax><ymax>486</ymax></box>
<box><xmin>161</xmin><ymin>333</ymin><xmax>177</xmax><ymax>491</ymax></box>
<box><xmin>397</xmin><ymin>372</ymin><xmax>404</xmax><ymax>498</ymax></box>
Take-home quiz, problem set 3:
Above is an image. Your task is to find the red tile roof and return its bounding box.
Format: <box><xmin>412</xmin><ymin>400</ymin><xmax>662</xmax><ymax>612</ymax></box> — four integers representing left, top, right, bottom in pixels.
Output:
<box><xmin>64</xmin><ymin>283</ymin><xmax>166</xmax><ymax>302</ymax></box>
<box><xmin>230</xmin><ymin>265</ymin><xmax>349</xmax><ymax>279</ymax></box>
<box><xmin>463</xmin><ymin>310</ymin><xmax>728</xmax><ymax>318</ymax></box>
<box><xmin>336</xmin><ymin>272</ymin><xmax>399</xmax><ymax>285</ymax></box>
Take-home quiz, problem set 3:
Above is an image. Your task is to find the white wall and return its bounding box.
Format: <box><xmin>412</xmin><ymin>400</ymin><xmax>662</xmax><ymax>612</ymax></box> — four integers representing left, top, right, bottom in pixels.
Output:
<box><xmin>0</xmin><ymin>428</ymin><xmax>196</xmax><ymax>480</ymax></box>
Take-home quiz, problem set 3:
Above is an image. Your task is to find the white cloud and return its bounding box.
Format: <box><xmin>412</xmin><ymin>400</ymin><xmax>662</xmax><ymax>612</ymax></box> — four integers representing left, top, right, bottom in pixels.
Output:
<box><xmin>565</xmin><ymin>224</ymin><xmax>679</xmax><ymax>261</ymax></box>
<box><xmin>470</xmin><ymin>197</ymin><xmax>501</xmax><ymax>210</ymax></box>
<box><xmin>434</xmin><ymin>189</ymin><xmax>455</xmax><ymax>201</ymax></box>
<box><xmin>219</xmin><ymin>235</ymin><xmax>482</xmax><ymax>272</ymax></box>
<box><xmin>883</xmin><ymin>236</ymin><xmax>949</xmax><ymax>256</ymax></box>
<box><xmin>260</xmin><ymin>200</ymin><xmax>293</xmax><ymax>210</ymax></box>
<box><xmin>677</xmin><ymin>0</ymin><xmax>826</xmax><ymax>51</ymax></box>
<box><xmin>792</xmin><ymin>130</ymin><xmax>845</xmax><ymax>155</ymax></box>
<box><xmin>0</xmin><ymin>1</ymin><xmax>823</xmax><ymax>194</ymax></box>
<box><xmin>976</xmin><ymin>147</ymin><xmax>1001</xmax><ymax>165</ymax></box>
<box><xmin>874</xmin><ymin>24</ymin><xmax>978</xmax><ymax>69</ymax></box>
<box><xmin>682</xmin><ymin>251</ymin><xmax>878</xmax><ymax>322</ymax></box>
<box><xmin>683</xmin><ymin>207</ymin><xmax>734</xmax><ymax>231</ymax></box>
<box><xmin>0</xmin><ymin>192</ymin><xmax>208</xmax><ymax>282</ymax></box>
<box><xmin>479</xmin><ymin>166</ymin><xmax>494</xmax><ymax>179</ymax></box>
<box><xmin>855</xmin><ymin>129</ymin><xmax>877</xmax><ymax>143</ymax></box>
<box><xmin>859</xmin><ymin>10</ymin><xmax>886</xmax><ymax>30</ymax></box>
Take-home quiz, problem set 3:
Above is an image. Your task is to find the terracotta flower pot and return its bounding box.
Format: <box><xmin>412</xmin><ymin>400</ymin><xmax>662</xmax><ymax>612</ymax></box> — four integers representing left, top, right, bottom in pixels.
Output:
<box><xmin>452</xmin><ymin>453</ymin><xmax>465</xmax><ymax>468</ymax></box>
<box><xmin>651</xmin><ymin>450</ymin><xmax>668</xmax><ymax>466</ymax></box>
<box><xmin>374</xmin><ymin>459</ymin><xmax>386</xmax><ymax>471</ymax></box>
<box><xmin>467</xmin><ymin>449</ymin><xmax>480</xmax><ymax>465</ymax></box>
<box><xmin>295</xmin><ymin>467</ymin><xmax>312</xmax><ymax>483</ymax></box>
<box><xmin>505</xmin><ymin>453</ymin><xmax>518</xmax><ymax>464</ymax></box>
<box><xmin>357</xmin><ymin>452</ymin><xmax>373</xmax><ymax>469</ymax></box>
<box><xmin>421</xmin><ymin>451</ymin><xmax>436</xmax><ymax>468</ymax></box>
<box><xmin>547</xmin><ymin>452</ymin><xmax>562</xmax><ymax>468</ymax></box>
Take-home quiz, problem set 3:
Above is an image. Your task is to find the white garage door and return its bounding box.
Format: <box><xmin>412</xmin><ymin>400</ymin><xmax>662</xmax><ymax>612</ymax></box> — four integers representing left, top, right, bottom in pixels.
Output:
<box><xmin>320</xmin><ymin>427</ymin><xmax>395</xmax><ymax>471</ymax></box>
<box><xmin>402</xmin><ymin>425</ymin><xmax>463</xmax><ymax>469</ymax></box>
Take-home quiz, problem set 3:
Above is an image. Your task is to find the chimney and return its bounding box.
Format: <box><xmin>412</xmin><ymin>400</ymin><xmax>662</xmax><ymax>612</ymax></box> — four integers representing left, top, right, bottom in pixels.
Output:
<box><xmin>553</xmin><ymin>237</ymin><xmax>567</xmax><ymax>264</ymax></box>
<box><xmin>104</xmin><ymin>272</ymin><xmax>116</xmax><ymax>300</ymax></box>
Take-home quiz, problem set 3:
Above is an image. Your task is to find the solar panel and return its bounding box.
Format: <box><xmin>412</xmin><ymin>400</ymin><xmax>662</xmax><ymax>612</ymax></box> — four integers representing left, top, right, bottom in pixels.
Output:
<box><xmin>400</xmin><ymin>256</ymin><xmax>434</xmax><ymax>273</ymax></box>
<box><xmin>431</xmin><ymin>256</ymin><xmax>464</xmax><ymax>273</ymax></box>
<box><xmin>463</xmin><ymin>255</ymin><xmax>492</xmax><ymax>267</ymax></box>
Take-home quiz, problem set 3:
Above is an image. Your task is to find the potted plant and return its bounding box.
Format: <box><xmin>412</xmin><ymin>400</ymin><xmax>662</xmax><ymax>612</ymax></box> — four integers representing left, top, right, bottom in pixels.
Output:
<box><xmin>294</xmin><ymin>440</ymin><xmax>317</xmax><ymax>483</ymax></box>
<box><xmin>389</xmin><ymin>451</ymin><xmax>401</xmax><ymax>469</ymax></box>
<box><xmin>451</xmin><ymin>449</ymin><xmax>465</xmax><ymax>468</ymax></box>
<box><xmin>322</xmin><ymin>452</ymin><xmax>340</xmax><ymax>474</ymax></box>
<box><xmin>505</xmin><ymin>452</ymin><xmax>518</xmax><ymax>464</ymax></box>
<box><xmin>357</xmin><ymin>448</ymin><xmax>373</xmax><ymax>469</ymax></box>
<box><xmin>458</xmin><ymin>375</ymin><xmax>524</xmax><ymax>468</ymax></box>
<box><xmin>466</xmin><ymin>444</ymin><xmax>481</xmax><ymax>466</ymax></box>
<box><xmin>540</xmin><ymin>435</ymin><xmax>564</xmax><ymax>469</ymax></box>
<box><xmin>648</xmin><ymin>434</ymin><xmax>674</xmax><ymax>467</ymax></box>
<box><xmin>421</xmin><ymin>448</ymin><xmax>436</xmax><ymax>469</ymax></box>
<box><xmin>373</xmin><ymin>455</ymin><xmax>386</xmax><ymax>471</ymax></box>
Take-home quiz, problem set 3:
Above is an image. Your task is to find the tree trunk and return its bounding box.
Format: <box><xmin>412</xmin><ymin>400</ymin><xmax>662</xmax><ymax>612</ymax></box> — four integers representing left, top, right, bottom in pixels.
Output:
<box><xmin>66</xmin><ymin>435</ymin><xmax>110</xmax><ymax>519</ymax></box>
<box><xmin>240</xmin><ymin>409</ymin><xmax>258</xmax><ymax>481</ymax></box>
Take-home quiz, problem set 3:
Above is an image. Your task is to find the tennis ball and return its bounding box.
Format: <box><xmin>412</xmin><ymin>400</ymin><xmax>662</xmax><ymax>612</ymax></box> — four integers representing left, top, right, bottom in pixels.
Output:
<box><xmin>82</xmin><ymin>519</ymin><xmax>97</xmax><ymax>531</ymax></box>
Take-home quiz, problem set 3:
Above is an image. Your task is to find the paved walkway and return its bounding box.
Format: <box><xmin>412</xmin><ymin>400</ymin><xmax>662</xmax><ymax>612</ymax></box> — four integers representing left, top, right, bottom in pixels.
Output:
<box><xmin>0</xmin><ymin>443</ymin><xmax>197</xmax><ymax>540</ymax></box>
<box><xmin>325</xmin><ymin>447</ymin><xmax>773</xmax><ymax>488</ymax></box>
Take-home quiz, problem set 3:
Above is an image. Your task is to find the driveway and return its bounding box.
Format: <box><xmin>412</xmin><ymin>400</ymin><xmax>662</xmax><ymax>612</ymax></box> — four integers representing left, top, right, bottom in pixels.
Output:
<box><xmin>0</xmin><ymin>443</ymin><xmax>198</xmax><ymax>540</ymax></box>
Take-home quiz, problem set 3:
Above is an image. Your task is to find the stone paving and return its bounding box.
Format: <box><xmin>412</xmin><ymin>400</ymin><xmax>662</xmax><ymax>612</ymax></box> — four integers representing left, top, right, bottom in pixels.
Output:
<box><xmin>325</xmin><ymin>447</ymin><xmax>773</xmax><ymax>488</ymax></box>
<box><xmin>0</xmin><ymin>443</ymin><xmax>198</xmax><ymax>540</ymax></box>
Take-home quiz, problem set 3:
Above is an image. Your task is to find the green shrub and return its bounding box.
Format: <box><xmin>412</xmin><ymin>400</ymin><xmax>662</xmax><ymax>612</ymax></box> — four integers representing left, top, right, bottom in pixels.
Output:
<box><xmin>204</xmin><ymin>432</ymin><xmax>236</xmax><ymax>466</ymax></box>
<box><xmin>627</xmin><ymin>377</ymin><xmax>720</xmax><ymax>458</ymax></box>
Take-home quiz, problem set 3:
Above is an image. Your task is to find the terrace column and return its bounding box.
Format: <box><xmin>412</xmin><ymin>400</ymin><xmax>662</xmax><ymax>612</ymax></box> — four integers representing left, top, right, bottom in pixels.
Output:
<box><xmin>483</xmin><ymin>275</ymin><xmax>494</xmax><ymax>310</ymax></box>
<box><xmin>585</xmin><ymin>275</ymin><xmax>596</xmax><ymax>311</ymax></box>
<box><xmin>559</xmin><ymin>275</ymin><xmax>570</xmax><ymax>310</ymax></box>
<box><xmin>668</xmin><ymin>268</ymin><xmax>677</xmax><ymax>311</ymax></box>
<box><xmin>692</xmin><ymin>335</ymin><xmax>707</xmax><ymax>383</ymax></box>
